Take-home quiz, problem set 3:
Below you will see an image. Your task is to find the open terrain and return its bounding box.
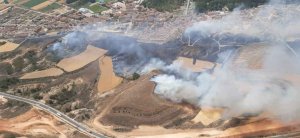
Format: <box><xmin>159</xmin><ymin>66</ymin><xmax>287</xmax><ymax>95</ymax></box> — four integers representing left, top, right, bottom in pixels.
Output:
<box><xmin>98</xmin><ymin>56</ymin><xmax>123</xmax><ymax>93</ymax></box>
<box><xmin>0</xmin><ymin>107</ymin><xmax>89</xmax><ymax>138</ymax></box>
<box><xmin>31</xmin><ymin>1</ymin><xmax>54</xmax><ymax>10</ymax></box>
<box><xmin>57</xmin><ymin>45</ymin><xmax>107</xmax><ymax>72</ymax></box>
<box><xmin>0</xmin><ymin>40</ymin><xmax>19</xmax><ymax>53</ymax></box>
<box><xmin>20</xmin><ymin>67</ymin><xmax>64</xmax><ymax>79</ymax></box>
<box><xmin>174</xmin><ymin>56</ymin><xmax>219</xmax><ymax>72</ymax></box>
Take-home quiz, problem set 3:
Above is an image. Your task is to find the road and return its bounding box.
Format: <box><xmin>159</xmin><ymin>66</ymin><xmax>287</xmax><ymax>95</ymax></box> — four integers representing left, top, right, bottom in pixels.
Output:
<box><xmin>0</xmin><ymin>92</ymin><xmax>107</xmax><ymax>138</ymax></box>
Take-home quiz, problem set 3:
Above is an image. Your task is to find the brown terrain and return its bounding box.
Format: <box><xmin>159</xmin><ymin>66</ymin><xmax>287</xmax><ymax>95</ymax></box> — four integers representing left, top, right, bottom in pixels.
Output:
<box><xmin>57</xmin><ymin>45</ymin><xmax>107</xmax><ymax>72</ymax></box>
<box><xmin>98</xmin><ymin>56</ymin><xmax>123</xmax><ymax>93</ymax></box>
<box><xmin>31</xmin><ymin>1</ymin><xmax>54</xmax><ymax>10</ymax></box>
<box><xmin>98</xmin><ymin>72</ymin><xmax>197</xmax><ymax>130</ymax></box>
<box><xmin>174</xmin><ymin>56</ymin><xmax>220</xmax><ymax>72</ymax></box>
<box><xmin>0</xmin><ymin>40</ymin><xmax>19</xmax><ymax>53</ymax></box>
<box><xmin>20</xmin><ymin>67</ymin><xmax>64</xmax><ymax>79</ymax></box>
<box><xmin>0</xmin><ymin>106</ymin><xmax>89</xmax><ymax>138</ymax></box>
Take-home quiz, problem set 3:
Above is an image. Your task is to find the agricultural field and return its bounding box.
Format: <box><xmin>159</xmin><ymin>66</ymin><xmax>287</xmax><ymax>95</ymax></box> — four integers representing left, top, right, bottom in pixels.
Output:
<box><xmin>57</xmin><ymin>45</ymin><xmax>107</xmax><ymax>72</ymax></box>
<box><xmin>89</xmin><ymin>4</ymin><xmax>107</xmax><ymax>13</ymax></box>
<box><xmin>22</xmin><ymin>0</ymin><xmax>47</xmax><ymax>9</ymax></box>
<box><xmin>0</xmin><ymin>40</ymin><xmax>19</xmax><ymax>53</ymax></box>
<box><xmin>31</xmin><ymin>1</ymin><xmax>53</xmax><ymax>10</ymax></box>
<box><xmin>20</xmin><ymin>68</ymin><xmax>64</xmax><ymax>80</ymax></box>
<box><xmin>39</xmin><ymin>2</ymin><xmax>62</xmax><ymax>12</ymax></box>
<box><xmin>97</xmin><ymin>56</ymin><xmax>123</xmax><ymax>93</ymax></box>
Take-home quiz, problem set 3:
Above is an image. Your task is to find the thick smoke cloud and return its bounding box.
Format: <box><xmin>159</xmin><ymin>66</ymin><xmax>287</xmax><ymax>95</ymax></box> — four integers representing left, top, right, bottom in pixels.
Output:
<box><xmin>150</xmin><ymin>1</ymin><xmax>300</xmax><ymax>122</ymax></box>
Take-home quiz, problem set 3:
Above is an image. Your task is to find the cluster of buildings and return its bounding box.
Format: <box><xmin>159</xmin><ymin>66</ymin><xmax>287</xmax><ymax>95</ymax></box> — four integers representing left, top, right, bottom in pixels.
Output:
<box><xmin>0</xmin><ymin>5</ymin><xmax>102</xmax><ymax>40</ymax></box>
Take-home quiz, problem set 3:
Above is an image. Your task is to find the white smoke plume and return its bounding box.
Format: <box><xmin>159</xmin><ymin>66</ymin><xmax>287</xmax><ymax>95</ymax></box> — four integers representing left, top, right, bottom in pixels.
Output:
<box><xmin>149</xmin><ymin>1</ymin><xmax>300</xmax><ymax>122</ymax></box>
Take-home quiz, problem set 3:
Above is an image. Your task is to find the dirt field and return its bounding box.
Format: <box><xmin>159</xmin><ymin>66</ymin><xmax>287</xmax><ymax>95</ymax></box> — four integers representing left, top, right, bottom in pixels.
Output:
<box><xmin>31</xmin><ymin>1</ymin><xmax>53</xmax><ymax>10</ymax></box>
<box><xmin>98</xmin><ymin>56</ymin><xmax>123</xmax><ymax>93</ymax></box>
<box><xmin>57</xmin><ymin>45</ymin><xmax>107</xmax><ymax>72</ymax></box>
<box><xmin>174</xmin><ymin>57</ymin><xmax>219</xmax><ymax>72</ymax></box>
<box><xmin>0</xmin><ymin>40</ymin><xmax>19</xmax><ymax>53</ymax></box>
<box><xmin>0</xmin><ymin>108</ymin><xmax>80</xmax><ymax>138</ymax></box>
<box><xmin>20</xmin><ymin>67</ymin><xmax>64</xmax><ymax>79</ymax></box>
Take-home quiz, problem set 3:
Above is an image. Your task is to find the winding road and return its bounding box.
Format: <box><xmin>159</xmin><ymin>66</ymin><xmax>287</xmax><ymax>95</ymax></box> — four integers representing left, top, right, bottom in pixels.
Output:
<box><xmin>0</xmin><ymin>92</ymin><xmax>107</xmax><ymax>138</ymax></box>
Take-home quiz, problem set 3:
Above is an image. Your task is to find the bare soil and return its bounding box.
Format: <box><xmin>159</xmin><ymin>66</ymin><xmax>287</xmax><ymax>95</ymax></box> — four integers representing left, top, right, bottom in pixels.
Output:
<box><xmin>20</xmin><ymin>67</ymin><xmax>64</xmax><ymax>79</ymax></box>
<box><xmin>97</xmin><ymin>56</ymin><xmax>123</xmax><ymax>93</ymax></box>
<box><xmin>57</xmin><ymin>45</ymin><xmax>107</xmax><ymax>72</ymax></box>
<box><xmin>0</xmin><ymin>40</ymin><xmax>19</xmax><ymax>53</ymax></box>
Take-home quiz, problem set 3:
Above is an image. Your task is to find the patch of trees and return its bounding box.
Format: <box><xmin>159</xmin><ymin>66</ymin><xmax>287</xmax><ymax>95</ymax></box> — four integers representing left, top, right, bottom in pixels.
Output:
<box><xmin>131</xmin><ymin>73</ymin><xmax>140</xmax><ymax>80</ymax></box>
<box><xmin>0</xmin><ymin>62</ymin><xmax>14</xmax><ymax>75</ymax></box>
<box><xmin>12</xmin><ymin>57</ymin><xmax>24</xmax><ymax>72</ymax></box>
<box><xmin>0</xmin><ymin>77</ymin><xmax>19</xmax><ymax>90</ymax></box>
<box><xmin>194</xmin><ymin>0</ymin><xmax>268</xmax><ymax>12</ymax></box>
<box><xmin>4</xmin><ymin>99</ymin><xmax>26</xmax><ymax>108</ymax></box>
<box><xmin>142</xmin><ymin>0</ymin><xmax>185</xmax><ymax>12</ymax></box>
<box><xmin>20</xmin><ymin>87</ymin><xmax>42</xmax><ymax>100</ymax></box>
<box><xmin>0</xmin><ymin>50</ymin><xmax>21</xmax><ymax>61</ymax></box>
<box><xmin>45</xmin><ymin>51</ymin><xmax>62</xmax><ymax>63</ymax></box>
<box><xmin>24</xmin><ymin>50</ymin><xmax>38</xmax><ymax>63</ymax></box>
<box><xmin>10</xmin><ymin>50</ymin><xmax>41</xmax><ymax>73</ymax></box>
<box><xmin>24</xmin><ymin>50</ymin><xmax>39</xmax><ymax>71</ymax></box>
<box><xmin>49</xmin><ymin>88</ymin><xmax>76</xmax><ymax>105</ymax></box>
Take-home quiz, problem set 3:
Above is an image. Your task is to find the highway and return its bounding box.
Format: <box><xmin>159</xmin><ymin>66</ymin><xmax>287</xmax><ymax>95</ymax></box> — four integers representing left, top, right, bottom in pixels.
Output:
<box><xmin>0</xmin><ymin>92</ymin><xmax>107</xmax><ymax>138</ymax></box>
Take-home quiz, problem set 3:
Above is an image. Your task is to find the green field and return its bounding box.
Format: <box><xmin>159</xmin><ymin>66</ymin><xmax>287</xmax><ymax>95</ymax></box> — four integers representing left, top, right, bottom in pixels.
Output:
<box><xmin>89</xmin><ymin>4</ymin><xmax>108</xmax><ymax>13</ymax></box>
<box><xmin>22</xmin><ymin>0</ymin><xmax>47</xmax><ymax>8</ymax></box>
<box><xmin>39</xmin><ymin>3</ymin><xmax>62</xmax><ymax>12</ymax></box>
<box><xmin>69</xmin><ymin>1</ymin><xmax>91</xmax><ymax>9</ymax></box>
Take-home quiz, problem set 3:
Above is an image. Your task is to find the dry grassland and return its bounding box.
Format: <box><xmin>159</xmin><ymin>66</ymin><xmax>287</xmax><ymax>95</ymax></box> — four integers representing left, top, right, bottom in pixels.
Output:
<box><xmin>20</xmin><ymin>68</ymin><xmax>64</xmax><ymax>79</ymax></box>
<box><xmin>97</xmin><ymin>56</ymin><xmax>123</xmax><ymax>93</ymax></box>
<box><xmin>57</xmin><ymin>45</ymin><xmax>107</xmax><ymax>72</ymax></box>
<box><xmin>0</xmin><ymin>40</ymin><xmax>19</xmax><ymax>52</ymax></box>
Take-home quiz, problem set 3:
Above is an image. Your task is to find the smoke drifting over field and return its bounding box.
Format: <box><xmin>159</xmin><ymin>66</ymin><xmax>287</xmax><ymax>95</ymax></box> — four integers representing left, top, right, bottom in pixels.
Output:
<box><xmin>150</xmin><ymin>1</ymin><xmax>300</xmax><ymax>121</ymax></box>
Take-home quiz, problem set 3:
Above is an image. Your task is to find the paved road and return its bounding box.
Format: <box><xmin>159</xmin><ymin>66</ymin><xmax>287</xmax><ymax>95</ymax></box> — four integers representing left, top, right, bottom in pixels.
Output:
<box><xmin>0</xmin><ymin>92</ymin><xmax>107</xmax><ymax>138</ymax></box>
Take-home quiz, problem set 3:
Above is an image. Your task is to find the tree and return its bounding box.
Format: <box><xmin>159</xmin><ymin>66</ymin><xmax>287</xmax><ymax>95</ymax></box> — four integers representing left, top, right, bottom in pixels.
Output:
<box><xmin>132</xmin><ymin>73</ymin><xmax>140</xmax><ymax>80</ymax></box>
